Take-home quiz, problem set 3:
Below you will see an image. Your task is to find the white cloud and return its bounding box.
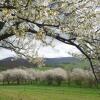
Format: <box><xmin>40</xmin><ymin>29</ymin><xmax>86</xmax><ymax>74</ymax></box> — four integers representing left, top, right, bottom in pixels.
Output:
<box><xmin>38</xmin><ymin>40</ymin><xmax>80</xmax><ymax>58</ymax></box>
<box><xmin>0</xmin><ymin>38</ymin><xmax>81</xmax><ymax>59</ymax></box>
<box><xmin>0</xmin><ymin>49</ymin><xmax>16</xmax><ymax>59</ymax></box>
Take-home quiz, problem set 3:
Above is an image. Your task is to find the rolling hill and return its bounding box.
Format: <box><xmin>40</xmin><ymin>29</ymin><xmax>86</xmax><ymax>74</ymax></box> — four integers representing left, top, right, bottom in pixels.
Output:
<box><xmin>0</xmin><ymin>57</ymin><xmax>79</xmax><ymax>70</ymax></box>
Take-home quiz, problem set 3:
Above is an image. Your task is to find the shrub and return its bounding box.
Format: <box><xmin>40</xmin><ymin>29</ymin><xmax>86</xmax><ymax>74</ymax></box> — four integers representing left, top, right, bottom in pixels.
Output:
<box><xmin>1</xmin><ymin>70</ymin><xmax>11</xmax><ymax>84</ymax></box>
<box><xmin>84</xmin><ymin>70</ymin><xmax>95</xmax><ymax>87</ymax></box>
<box><xmin>66</xmin><ymin>70</ymin><xmax>72</xmax><ymax>86</ymax></box>
<box><xmin>71</xmin><ymin>68</ymin><xmax>86</xmax><ymax>86</ymax></box>
<box><xmin>10</xmin><ymin>68</ymin><xmax>29</xmax><ymax>84</ymax></box>
<box><xmin>25</xmin><ymin>69</ymin><xmax>46</xmax><ymax>84</ymax></box>
<box><xmin>24</xmin><ymin>68</ymin><xmax>37</xmax><ymax>84</ymax></box>
<box><xmin>44</xmin><ymin>68</ymin><xmax>67</xmax><ymax>85</ymax></box>
<box><xmin>44</xmin><ymin>70</ymin><xmax>54</xmax><ymax>85</ymax></box>
<box><xmin>0</xmin><ymin>73</ymin><xmax>3</xmax><ymax>83</ymax></box>
<box><xmin>52</xmin><ymin>68</ymin><xmax>67</xmax><ymax>85</ymax></box>
<box><xmin>1</xmin><ymin>69</ymin><xmax>29</xmax><ymax>84</ymax></box>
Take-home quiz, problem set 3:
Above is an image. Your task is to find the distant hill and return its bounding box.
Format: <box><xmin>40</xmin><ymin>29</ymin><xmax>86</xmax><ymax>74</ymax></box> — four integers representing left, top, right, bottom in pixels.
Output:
<box><xmin>0</xmin><ymin>57</ymin><xmax>79</xmax><ymax>70</ymax></box>
<box><xmin>0</xmin><ymin>57</ymin><xmax>34</xmax><ymax>70</ymax></box>
<box><xmin>45</xmin><ymin>57</ymin><xmax>79</xmax><ymax>65</ymax></box>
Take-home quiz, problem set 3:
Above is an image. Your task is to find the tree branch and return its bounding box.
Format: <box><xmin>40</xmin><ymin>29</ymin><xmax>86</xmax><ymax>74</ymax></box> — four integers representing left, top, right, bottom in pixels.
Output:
<box><xmin>0</xmin><ymin>3</ymin><xmax>16</xmax><ymax>9</ymax></box>
<box><xmin>17</xmin><ymin>16</ymin><xmax>59</xmax><ymax>28</ymax></box>
<box><xmin>0</xmin><ymin>33</ymin><xmax>13</xmax><ymax>41</ymax></box>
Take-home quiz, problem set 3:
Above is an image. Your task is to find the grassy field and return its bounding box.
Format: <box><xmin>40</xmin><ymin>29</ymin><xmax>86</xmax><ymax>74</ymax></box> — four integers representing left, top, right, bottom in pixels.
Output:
<box><xmin>0</xmin><ymin>85</ymin><xmax>100</xmax><ymax>100</ymax></box>
<box><xmin>60</xmin><ymin>60</ymin><xmax>90</xmax><ymax>70</ymax></box>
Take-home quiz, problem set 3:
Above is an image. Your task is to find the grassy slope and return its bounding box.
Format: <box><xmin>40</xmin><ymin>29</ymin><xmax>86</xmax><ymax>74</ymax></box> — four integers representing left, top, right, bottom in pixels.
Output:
<box><xmin>0</xmin><ymin>85</ymin><xmax>100</xmax><ymax>100</ymax></box>
<box><xmin>60</xmin><ymin>60</ymin><xmax>90</xmax><ymax>70</ymax></box>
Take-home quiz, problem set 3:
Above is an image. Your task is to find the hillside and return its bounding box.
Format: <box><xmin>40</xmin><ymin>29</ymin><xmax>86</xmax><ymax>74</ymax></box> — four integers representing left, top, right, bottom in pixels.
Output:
<box><xmin>0</xmin><ymin>57</ymin><xmax>34</xmax><ymax>70</ymax></box>
<box><xmin>45</xmin><ymin>57</ymin><xmax>79</xmax><ymax>65</ymax></box>
<box><xmin>0</xmin><ymin>57</ymin><xmax>79</xmax><ymax>70</ymax></box>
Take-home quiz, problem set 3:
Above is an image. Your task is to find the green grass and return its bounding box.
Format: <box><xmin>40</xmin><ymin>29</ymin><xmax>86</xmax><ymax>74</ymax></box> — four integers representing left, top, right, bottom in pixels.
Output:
<box><xmin>61</xmin><ymin>60</ymin><xmax>90</xmax><ymax>70</ymax></box>
<box><xmin>0</xmin><ymin>85</ymin><xmax>100</xmax><ymax>100</ymax></box>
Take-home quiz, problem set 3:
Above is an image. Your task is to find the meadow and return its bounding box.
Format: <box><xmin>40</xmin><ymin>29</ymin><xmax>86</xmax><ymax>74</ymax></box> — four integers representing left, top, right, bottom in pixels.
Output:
<box><xmin>0</xmin><ymin>85</ymin><xmax>100</xmax><ymax>100</ymax></box>
<box><xmin>0</xmin><ymin>61</ymin><xmax>99</xmax><ymax>100</ymax></box>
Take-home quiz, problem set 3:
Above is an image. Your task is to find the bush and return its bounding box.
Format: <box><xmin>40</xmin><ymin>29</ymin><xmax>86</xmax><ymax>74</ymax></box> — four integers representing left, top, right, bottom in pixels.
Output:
<box><xmin>1</xmin><ymin>69</ymin><xmax>29</xmax><ymax>84</ymax></box>
<box><xmin>84</xmin><ymin>70</ymin><xmax>95</xmax><ymax>87</ymax></box>
<box><xmin>10</xmin><ymin>68</ymin><xmax>28</xmax><ymax>84</ymax></box>
<box><xmin>71</xmin><ymin>68</ymin><xmax>86</xmax><ymax>86</ymax></box>
<box><xmin>44</xmin><ymin>70</ymin><xmax>54</xmax><ymax>85</ymax></box>
<box><xmin>1</xmin><ymin>70</ymin><xmax>11</xmax><ymax>84</ymax></box>
<box><xmin>0</xmin><ymin>73</ymin><xmax>3</xmax><ymax>83</ymax></box>
<box><xmin>24</xmin><ymin>68</ymin><xmax>37</xmax><ymax>84</ymax></box>
<box><xmin>66</xmin><ymin>70</ymin><xmax>72</xmax><ymax>86</ymax></box>
<box><xmin>53</xmin><ymin>68</ymin><xmax>67</xmax><ymax>85</ymax></box>
<box><xmin>44</xmin><ymin>68</ymin><xmax>67</xmax><ymax>85</ymax></box>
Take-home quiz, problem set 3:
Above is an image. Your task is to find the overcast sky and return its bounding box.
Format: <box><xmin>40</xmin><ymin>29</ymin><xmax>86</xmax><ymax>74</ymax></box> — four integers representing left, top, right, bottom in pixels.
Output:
<box><xmin>0</xmin><ymin>39</ymin><xmax>80</xmax><ymax>59</ymax></box>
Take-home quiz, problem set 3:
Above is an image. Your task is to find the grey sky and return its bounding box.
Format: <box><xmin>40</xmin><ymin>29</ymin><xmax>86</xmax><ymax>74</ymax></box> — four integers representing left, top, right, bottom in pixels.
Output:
<box><xmin>0</xmin><ymin>40</ymin><xmax>80</xmax><ymax>59</ymax></box>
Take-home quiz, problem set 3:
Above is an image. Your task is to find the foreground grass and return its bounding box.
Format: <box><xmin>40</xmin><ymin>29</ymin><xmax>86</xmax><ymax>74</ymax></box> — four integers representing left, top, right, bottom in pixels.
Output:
<box><xmin>0</xmin><ymin>85</ymin><xmax>100</xmax><ymax>100</ymax></box>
